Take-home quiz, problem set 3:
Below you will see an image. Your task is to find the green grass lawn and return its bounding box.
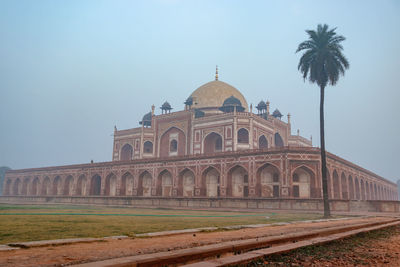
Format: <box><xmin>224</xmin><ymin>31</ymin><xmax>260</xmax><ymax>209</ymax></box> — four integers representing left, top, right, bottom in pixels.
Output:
<box><xmin>0</xmin><ymin>204</ymin><xmax>327</xmax><ymax>244</ymax></box>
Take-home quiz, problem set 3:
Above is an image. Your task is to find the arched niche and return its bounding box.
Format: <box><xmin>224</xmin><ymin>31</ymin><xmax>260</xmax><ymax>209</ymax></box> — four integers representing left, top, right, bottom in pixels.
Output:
<box><xmin>292</xmin><ymin>166</ymin><xmax>316</xmax><ymax>198</ymax></box>
<box><xmin>143</xmin><ymin>141</ymin><xmax>153</xmax><ymax>154</ymax></box>
<box><xmin>201</xmin><ymin>167</ymin><xmax>220</xmax><ymax>197</ymax></box>
<box><xmin>12</xmin><ymin>178</ymin><xmax>21</xmax><ymax>195</ymax></box>
<box><xmin>120</xmin><ymin>144</ymin><xmax>133</xmax><ymax>161</ymax></box>
<box><xmin>22</xmin><ymin>178</ymin><xmax>29</xmax><ymax>195</ymax></box>
<box><xmin>31</xmin><ymin>177</ymin><xmax>40</xmax><ymax>196</ymax></box>
<box><xmin>360</xmin><ymin>179</ymin><xmax>365</xmax><ymax>200</ymax></box>
<box><xmin>237</xmin><ymin>128</ymin><xmax>249</xmax><ymax>144</ymax></box>
<box><xmin>341</xmin><ymin>172</ymin><xmax>348</xmax><ymax>199</ymax></box>
<box><xmin>348</xmin><ymin>175</ymin><xmax>354</xmax><ymax>200</ymax></box>
<box><xmin>256</xmin><ymin>163</ymin><xmax>280</xmax><ymax>198</ymax></box>
<box><xmin>178</xmin><ymin>169</ymin><xmax>195</xmax><ymax>197</ymax></box>
<box><xmin>274</xmin><ymin>133</ymin><xmax>284</xmax><ymax>147</ymax></box>
<box><xmin>227</xmin><ymin>165</ymin><xmax>249</xmax><ymax>197</ymax></box>
<box><xmin>160</xmin><ymin>127</ymin><xmax>186</xmax><ymax>157</ymax></box>
<box><xmin>203</xmin><ymin>132</ymin><xmax>223</xmax><ymax>154</ymax></box>
<box><xmin>90</xmin><ymin>174</ymin><xmax>101</xmax><ymax>196</ymax></box>
<box><xmin>53</xmin><ymin>176</ymin><xmax>62</xmax><ymax>195</ymax></box>
<box><xmin>76</xmin><ymin>175</ymin><xmax>87</xmax><ymax>196</ymax></box>
<box><xmin>332</xmin><ymin>171</ymin><xmax>340</xmax><ymax>199</ymax></box>
<box><xmin>354</xmin><ymin>177</ymin><xmax>360</xmax><ymax>200</ymax></box>
<box><xmin>157</xmin><ymin>170</ymin><xmax>173</xmax><ymax>197</ymax></box>
<box><xmin>137</xmin><ymin>171</ymin><xmax>152</xmax><ymax>197</ymax></box>
<box><xmin>41</xmin><ymin>177</ymin><xmax>51</xmax><ymax>196</ymax></box>
<box><xmin>4</xmin><ymin>179</ymin><xmax>12</xmax><ymax>195</ymax></box>
<box><xmin>120</xmin><ymin>172</ymin><xmax>134</xmax><ymax>196</ymax></box>
<box><xmin>64</xmin><ymin>175</ymin><xmax>74</xmax><ymax>196</ymax></box>
<box><xmin>258</xmin><ymin>135</ymin><xmax>268</xmax><ymax>149</ymax></box>
<box><xmin>105</xmin><ymin>173</ymin><xmax>117</xmax><ymax>196</ymax></box>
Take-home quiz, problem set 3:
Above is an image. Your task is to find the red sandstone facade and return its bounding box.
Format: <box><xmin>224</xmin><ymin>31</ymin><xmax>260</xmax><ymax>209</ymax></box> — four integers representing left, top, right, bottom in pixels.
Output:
<box><xmin>2</xmin><ymin>73</ymin><xmax>398</xmax><ymax>202</ymax></box>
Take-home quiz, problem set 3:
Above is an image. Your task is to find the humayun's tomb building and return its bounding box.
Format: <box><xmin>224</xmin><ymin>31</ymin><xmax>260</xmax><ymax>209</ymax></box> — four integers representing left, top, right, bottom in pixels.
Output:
<box><xmin>2</xmin><ymin>69</ymin><xmax>398</xmax><ymax>212</ymax></box>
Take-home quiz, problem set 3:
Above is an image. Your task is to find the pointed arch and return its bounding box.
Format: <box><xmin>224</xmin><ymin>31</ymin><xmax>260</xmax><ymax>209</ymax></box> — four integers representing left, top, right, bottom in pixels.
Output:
<box><xmin>90</xmin><ymin>174</ymin><xmax>102</xmax><ymax>196</ymax></box>
<box><xmin>354</xmin><ymin>177</ymin><xmax>360</xmax><ymax>200</ymax></box>
<box><xmin>105</xmin><ymin>173</ymin><xmax>117</xmax><ymax>196</ymax></box>
<box><xmin>64</xmin><ymin>175</ymin><xmax>74</xmax><ymax>196</ymax></box>
<box><xmin>203</xmin><ymin>132</ymin><xmax>223</xmax><ymax>154</ymax></box>
<box><xmin>31</xmin><ymin>177</ymin><xmax>40</xmax><ymax>196</ymax></box>
<box><xmin>22</xmin><ymin>178</ymin><xmax>30</xmax><ymax>195</ymax></box>
<box><xmin>41</xmin><ymin>177</ymin><xmax>51</xmax><ymax>195</ymax></box>
<box><xmin>160</xmin><ymin>127</ymin><xmax>186</xmax><ymax>157</ymax></box>
<box><xmin>178</xmin><ymin>168</ymin><xmax>195</xmax><ymax>197</ymax></box>
<box><xmin>76</xmin><ymin>175</ymin><xmax>87</xmax><ymax>196</ymax></box>
<box><xmin>326</xmin><ymin>169</ymin><xmax>332</xmax><ymax>198</ymax></box>
<box><xmin>258</xmin><ymin>135</ymin><xmax>268</xmax><ymax>149</ymax></box>
<box><xmin>12</xmin><ymin>178</ymin><xmax>22</xmax><ymax>195</ymax></box>
<box><xmin>237</xmin><ymin>128</ymin><xmax>249</xmax><ymax>144</ymax></box>
<box><xmin>360</xmin><ymin>179</ymin><xmax>365</xmax><ymax>200</ymax></box>
<box><xmin>4</xmin><ymin>179</ymin><xmax>12</xmax><ymax>195</ymax></box>
<box><xmin>365</xmin><ymin>181</ymin><xmax>370</xmax><ymax>200</ymax></box>
<box><xmin>137</xmin><ymin>171</ymin><xmax>152</xmax><ymax>197</ymax></box>
<box><xmin>274</xmin><ymin>133</ymin><xmax>284</xmax><ymax>147</ymax></box>
<box><xmin>332</xmin><ymin>171</ymin><xmax>340</xmax><ymax>199</ymax></box>
<box><xmin>156</xmin><ymin>169</ymin><xmax>173</xmax><ymax>197</ymax></box>
<box><xmin>348</xmin><ymin>175</ymin><xmax>354</xmax><ymax>200</ymax></box>
<box><xmin>227</xmin><ymin>165</ymin><xmax>249</xmax><ymax>197</ymax></box>
<box><xmin>292</xmin><ymin>166</ymin><xmax>317</xmax><ymax>198</ymax></box>
<box><xmin>120</xmin><ymin>144</ymin><xmax>133</xmax><ymax>161</ymax></box>
<box><xmin>53</xmin><ymin>176</ymin><xmax>62</xmax><ymax>195</ymax></box>
<box><xmin>143</xmin><ymin>141</ymin><xmax>153</xmax><ymax>154</ymax></box>
<box><xmin>120</xmin><ymin>171</ymin><xmax>134</xmax><ymax>196</ymax></box>
<box><xmin>341</xmin><ymin>172</ymin><xmax>348</xmax><ymax>199</ymax></box>
<box><xmin>201</xmin><ymin>166</ymin><xmax>220</xmax><ymax>197</ymax></box>
<box><xmin>256</xmin><ymin>163</ymin><xmax>281</xmax><ymax>198</ymax></box>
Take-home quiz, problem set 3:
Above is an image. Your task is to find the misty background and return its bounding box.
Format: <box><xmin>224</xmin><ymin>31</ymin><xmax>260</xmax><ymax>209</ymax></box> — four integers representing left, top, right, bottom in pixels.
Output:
<box><xmin>0</xmin><ymin>0</ymin><xmax>399</xmax><ymax>183</ymax></box>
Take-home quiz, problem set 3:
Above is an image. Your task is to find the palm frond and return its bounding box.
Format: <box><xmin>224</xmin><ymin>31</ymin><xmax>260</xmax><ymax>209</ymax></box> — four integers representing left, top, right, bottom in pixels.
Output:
<box><xmin>297</xmin><ymin>24</ymin><xmax>349</xmax><ymax>88</ymax></box>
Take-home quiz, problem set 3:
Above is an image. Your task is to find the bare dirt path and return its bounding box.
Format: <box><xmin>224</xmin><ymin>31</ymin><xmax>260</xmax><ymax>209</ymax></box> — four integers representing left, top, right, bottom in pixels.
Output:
<box><xmin>0</xmin><ymin>217</ymin><xmax>394</xmax><ymax>267</ymax></box>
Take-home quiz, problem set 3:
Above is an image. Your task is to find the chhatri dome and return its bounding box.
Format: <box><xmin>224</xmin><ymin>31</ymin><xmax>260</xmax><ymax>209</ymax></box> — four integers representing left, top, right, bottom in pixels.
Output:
<box><xmin>188</xmin><ymin>66</ymin><xmax>248</xmax><ymax>112</ymax></box>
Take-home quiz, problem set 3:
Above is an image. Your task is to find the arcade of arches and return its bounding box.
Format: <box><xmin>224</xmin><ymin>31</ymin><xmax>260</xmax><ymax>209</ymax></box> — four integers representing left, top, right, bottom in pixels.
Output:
<box><xmin>3</xmin><ymin>150</ymin><xmax>397</xmax><ymax>201</ymax></box>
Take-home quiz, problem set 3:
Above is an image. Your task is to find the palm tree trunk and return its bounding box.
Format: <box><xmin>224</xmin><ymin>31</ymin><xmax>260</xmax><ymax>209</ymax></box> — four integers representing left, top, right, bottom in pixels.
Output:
<box><xmin>320</xmin><ymin>85</ymin><xmax>331</xmax><ymax>218</ymax></box>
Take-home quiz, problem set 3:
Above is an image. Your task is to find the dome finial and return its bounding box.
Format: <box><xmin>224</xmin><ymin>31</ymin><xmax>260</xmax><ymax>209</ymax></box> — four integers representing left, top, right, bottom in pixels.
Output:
<box><xmin>215</xmin><ymin>65</ymin><xmax>219</xmax><ymax>81</ymax></box>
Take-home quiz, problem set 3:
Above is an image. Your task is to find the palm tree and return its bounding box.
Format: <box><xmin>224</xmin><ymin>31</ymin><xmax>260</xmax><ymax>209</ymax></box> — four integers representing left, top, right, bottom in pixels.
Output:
<box><xmin>296</xmin><ymin>24</ymin><xmax>349</xmax><ymax>217</ymax></box>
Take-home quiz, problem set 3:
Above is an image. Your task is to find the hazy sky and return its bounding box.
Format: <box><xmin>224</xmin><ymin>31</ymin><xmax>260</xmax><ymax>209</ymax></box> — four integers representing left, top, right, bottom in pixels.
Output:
<box><xmin>0</xmin><ymin>0</ymin><xmax>399</xmax><ymax>182</ymax></box>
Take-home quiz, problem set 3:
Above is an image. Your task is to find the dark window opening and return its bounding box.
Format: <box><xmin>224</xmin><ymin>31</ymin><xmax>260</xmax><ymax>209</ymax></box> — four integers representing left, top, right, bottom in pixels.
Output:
<box><xmin>170</xmin><ymin>139</ymin><xmax>178</xmax><ymax>152</ymax></box>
